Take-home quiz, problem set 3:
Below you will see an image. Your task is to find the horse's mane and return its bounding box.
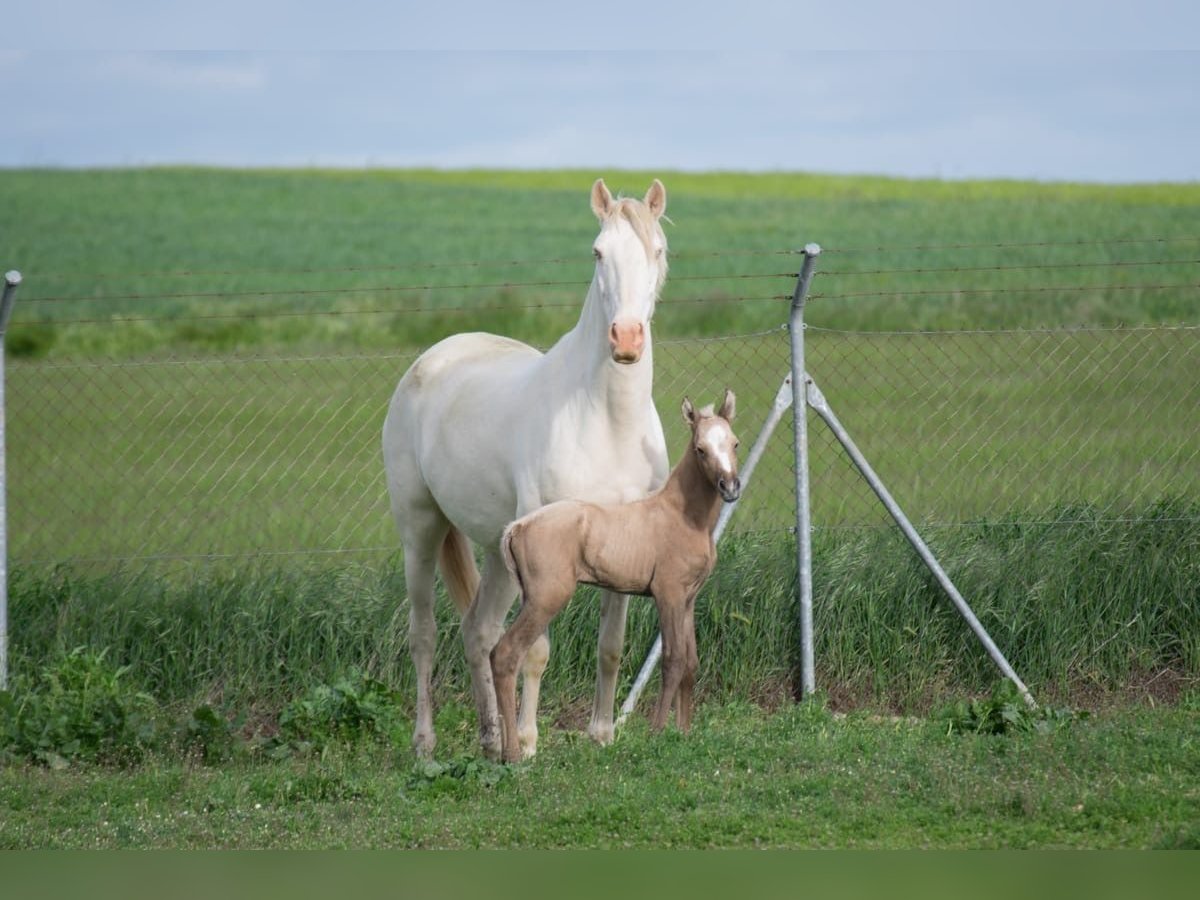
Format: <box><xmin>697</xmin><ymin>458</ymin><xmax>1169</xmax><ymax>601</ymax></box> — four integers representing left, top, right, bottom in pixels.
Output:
<box><xmin>608</xmin><ymin>198</ymin><xmax>668</xmax><ymax>291</ymax></box>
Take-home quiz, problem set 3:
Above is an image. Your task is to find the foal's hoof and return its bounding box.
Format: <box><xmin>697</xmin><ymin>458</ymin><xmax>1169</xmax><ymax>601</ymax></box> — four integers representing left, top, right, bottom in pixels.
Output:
<box><xmin>518</xmin><ymin>727</ymin><xmax>539</xmax><ymax>760</ymax></box>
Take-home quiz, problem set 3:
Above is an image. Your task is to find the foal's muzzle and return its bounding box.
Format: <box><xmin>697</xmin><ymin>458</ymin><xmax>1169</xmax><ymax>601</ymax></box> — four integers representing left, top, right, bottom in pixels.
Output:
<box><xmin>718</xmin><ymin>476</ymin><xmax>741</xmax><ymax>503</ymax></box>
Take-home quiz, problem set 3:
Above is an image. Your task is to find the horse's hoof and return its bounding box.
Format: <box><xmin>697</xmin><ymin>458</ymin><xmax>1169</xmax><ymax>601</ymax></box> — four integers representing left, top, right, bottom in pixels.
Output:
<box><xmin>413</xmin><ymin>731</ymin><xmax>436</xmax><ymax>760</ymax></box>
<box><xmin>587</xmin><ymin>721</ymin><xmax>615</xmax><ymax>746</ymax></box>
<box><xmin>479</xmin><ymin>725</ymin><xmax>502</xmax><ymax>761</ymax></box>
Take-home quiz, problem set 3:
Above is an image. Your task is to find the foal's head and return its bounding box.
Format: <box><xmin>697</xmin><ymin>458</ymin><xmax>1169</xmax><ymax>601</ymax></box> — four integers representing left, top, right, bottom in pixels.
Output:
<box><xmin>682</xmin><ymin>389</ymin><xmax>741</xmax><ymax>502</ymax></box>
<box><xmin>589</xmin><ymin>178</ymin><xmax>669</xmax><ymax>365</ymax></box>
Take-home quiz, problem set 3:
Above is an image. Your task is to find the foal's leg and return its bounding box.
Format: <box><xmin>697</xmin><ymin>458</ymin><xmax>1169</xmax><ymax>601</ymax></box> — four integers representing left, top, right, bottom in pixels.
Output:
<box><xmin>651</xmin><ymin>593</ymin><xmax>690</xmax><ymax>733</ymax></box>
<box><xmin>675</xmin><ymin>598</ymin><xmax>700</xmax><ymax>733</ymax></box>
<box><xmin>462</xmin><ymin>550</ymin><xmax>519</xmax><ymax>760</ymax></box>
<box><xmin>516</xmin><ymin>631</ymin><xmax>550</xmax><ymax>758</ymax></box>
<box><xmin>492</xmin><ymin>592</ymin><xmax>570</xmax><ymax>764</ymax></box>
<box><xmin>587</xmin><ymin>589</ymin><xmax>629</xmax><ymax>745</ymax></box>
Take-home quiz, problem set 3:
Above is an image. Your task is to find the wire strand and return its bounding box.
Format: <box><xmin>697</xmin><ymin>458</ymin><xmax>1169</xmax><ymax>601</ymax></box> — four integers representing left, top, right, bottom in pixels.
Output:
<box><xmin>811</xmin><ymin>281</ymin><xmax>1200</xmax><ymax>301</ymax></box>
<box><xmin>21</xmin><ymin>272</ymin><xmax>795</xmax><ymax>305</ymax></box>
<box><xmin>16</xmin><ymin>294</ymin><xmax>792</xmax><ymax>327</ymax></box>
<box><xmin>819</xmin><ymin>258</ymin><xmax>1200</xmax><ymax>277</ymax></box>
<box><xmin>821</xmin><ymin>235</ymin><xmax>1200</xmax><ymax>256</ymax></box>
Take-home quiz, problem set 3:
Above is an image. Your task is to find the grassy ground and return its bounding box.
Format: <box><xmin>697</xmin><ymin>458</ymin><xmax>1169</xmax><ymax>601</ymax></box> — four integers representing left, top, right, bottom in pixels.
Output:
<box><xmin>2</xmin><ymin>700</ymin><xmax>1197</xmax><ymax>848</ymax></box>
<box><xmin>2</xmin><ymin>168</ymin><xmax>1198</xmax><ymax>360</ymax></box>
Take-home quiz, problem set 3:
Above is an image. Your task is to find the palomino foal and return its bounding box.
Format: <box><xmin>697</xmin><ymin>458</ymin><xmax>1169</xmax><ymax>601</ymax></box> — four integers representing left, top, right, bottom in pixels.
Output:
<box><xmin>493</xmin><ymin>391</ymin><xmax>740</xmax><ymax>763</ymax></box>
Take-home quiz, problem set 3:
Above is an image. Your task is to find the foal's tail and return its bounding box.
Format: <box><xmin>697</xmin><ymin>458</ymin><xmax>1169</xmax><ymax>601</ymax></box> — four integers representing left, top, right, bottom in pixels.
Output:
<box><xmin>499</xmin><ymin>519</ymin><xmax>527</xmax><ymax>598</ymax></box>
<box><xmin>438</xmin><ymin>526</ymin><xmax>480</xmax><ymax>615</ymax></box>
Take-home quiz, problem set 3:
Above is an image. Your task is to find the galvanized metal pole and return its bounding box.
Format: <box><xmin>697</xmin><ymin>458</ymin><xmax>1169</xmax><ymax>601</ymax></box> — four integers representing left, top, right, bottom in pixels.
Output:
<box><xmin>616</xmin><ymin>371</ymin><xmax>796</xmax><ymax>725</ymax></box>
<box><xmin>804</xmin><ymin>375</ymin><xmax>1037</xmax><ymax>709</ymax></box>
<box><xmin>0</xmin><ymin>271</ymin><xmax>20</xmax><ymax>691</ymax></box>
<box><xmin>789</xmin><ymin>245</ymin><xmax>821</xmax><ymax>698</ymax></box>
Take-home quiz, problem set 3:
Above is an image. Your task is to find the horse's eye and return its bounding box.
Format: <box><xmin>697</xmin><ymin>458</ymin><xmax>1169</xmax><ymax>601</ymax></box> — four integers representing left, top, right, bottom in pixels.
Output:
<box><xmin>696</xmin><ymin>447</ymin><xmax>706</xmax><ymax>456</ymax></box>
<box><xmin>593</xmin><ymin>247</ymin><xmax>603</xmax><ymax>261</ymax></box>
<box><xmin>734</xmin><ymin>441</ymin><xmax>740</xmax><ymax>450</ymax></box>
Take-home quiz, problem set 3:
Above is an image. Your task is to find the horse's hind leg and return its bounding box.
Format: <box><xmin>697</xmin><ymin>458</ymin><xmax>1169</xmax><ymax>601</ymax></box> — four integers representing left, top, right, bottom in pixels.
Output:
<box><xmin>588</xmin><ymin>590</ymin><xmax>629</xmax><ymax>745</ymax></box>
<box><xmin>462</xmin><ymin>550</ymin><xmax>519</xmax><ymax>760</ymax></box>
<box><xmin>401</xmin><ymin>512</ymin><xmax>450</xmax><ymax>759</ymax></box>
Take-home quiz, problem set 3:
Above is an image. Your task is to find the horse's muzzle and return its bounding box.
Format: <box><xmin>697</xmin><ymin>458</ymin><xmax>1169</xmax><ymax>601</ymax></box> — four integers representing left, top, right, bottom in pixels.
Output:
<box><xmin>609</xmin><ymin>320</ymin><xmax>645</xmax><ymax>364</ymax></box>
<box><xmin>718</xmin><ymin>477</ymin><xmax>741</xmax><ymax>503</ymax></box>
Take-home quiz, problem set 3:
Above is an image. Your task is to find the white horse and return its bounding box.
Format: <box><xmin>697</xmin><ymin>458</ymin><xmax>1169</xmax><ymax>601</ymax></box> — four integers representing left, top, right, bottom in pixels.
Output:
<box><xmin>382</xmin><ymin>178</ymin><xmax>670</xmax><ymax>760</ymax></box>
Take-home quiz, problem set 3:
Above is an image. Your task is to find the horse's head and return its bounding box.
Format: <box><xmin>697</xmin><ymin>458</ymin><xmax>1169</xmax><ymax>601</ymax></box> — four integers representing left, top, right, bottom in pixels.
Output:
<box><xmin>589</xmin><ymin>178</ymin><xmax>668</xmax><ymax>365</ymax></box>
<box><xmin>682</xmin><ymin>389</ymin><xmax>741</xmax><ymax>502</ymax></box>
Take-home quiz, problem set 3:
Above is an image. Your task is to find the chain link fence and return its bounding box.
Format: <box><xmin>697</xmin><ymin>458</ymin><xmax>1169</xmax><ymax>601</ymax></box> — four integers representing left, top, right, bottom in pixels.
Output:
<box><xmin>6</xmin><ymin>238</ymin><xmax>1198</xmax><ymax>570</ymax></box>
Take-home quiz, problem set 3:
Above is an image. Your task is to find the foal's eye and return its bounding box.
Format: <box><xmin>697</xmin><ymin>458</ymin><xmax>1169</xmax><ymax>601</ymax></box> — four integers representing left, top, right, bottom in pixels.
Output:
<box><xmin>696</xmin><ymin>447</ymin><xmax>706</xmax><ymax>456</ymax></box>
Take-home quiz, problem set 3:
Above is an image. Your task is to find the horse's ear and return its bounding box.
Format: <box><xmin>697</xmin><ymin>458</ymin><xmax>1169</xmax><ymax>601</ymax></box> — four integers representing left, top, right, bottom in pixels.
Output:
<box><xmin>644</xmin><ymin>179</ymin><xmax>667</xmax><ymax>219</ymax></box>
<box><xmin>718</xmin><ymin>388</ymin><xmax>736</xmax><ymax>421</ymax></box>
<box><xmin>681</xmin><ymin>397</ymin><xmax>696</xmax><ymax>426</ymax></box>
<box><xmin>591</xmin><ymin>178</ymin><xmax>615</xmax><ymax>219</ymax></box>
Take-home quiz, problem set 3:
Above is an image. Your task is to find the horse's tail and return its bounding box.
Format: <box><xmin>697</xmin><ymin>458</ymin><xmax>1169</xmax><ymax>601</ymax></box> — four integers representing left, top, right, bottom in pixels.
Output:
<box><xmin>438</xmin><ymin>526</ymin><xmax>480</xmax><ymax>615</ymax></box>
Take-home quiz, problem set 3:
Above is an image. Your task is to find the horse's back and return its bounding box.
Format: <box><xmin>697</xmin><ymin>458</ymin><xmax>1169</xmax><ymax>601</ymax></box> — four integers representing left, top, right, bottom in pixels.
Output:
<box><xmin>383</xmin><ymin>332</ymin><xmax>544</xmax><ymax>544</ymax></box>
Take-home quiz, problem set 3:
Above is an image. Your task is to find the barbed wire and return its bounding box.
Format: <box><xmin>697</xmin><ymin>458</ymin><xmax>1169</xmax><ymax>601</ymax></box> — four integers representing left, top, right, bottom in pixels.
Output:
<box><xmin>18</xmin><ymin>235</ymin><xmax>1200</xmax><ymax>282</ymax></box>
<box><xmin>807</xmin><ymin>323</ymin><xmax>1200</xmax><ymax>336</ymax></box>
<box><xmin>20</xmin><ymin>272</ymin><xmax>796</xmax><ymax>306</ymax></box>
<box><xmin>818</xmin><ymin>258</ymin><xmax>1200</xmax><ymax>277</ymax></box>
<box><xmin>30</xmin><ymin>326</ymin><xmax>789</xmax><ymax>369</ymax></box>
<box><xmin>15</xmin><ymin>293</ymin><xmax>794</xmax><ymax>328</ymax></box>
<box><xmin>22</xmin><ymin>249</ymin><xmax>801</xmax><ymax>282</ymax></box>
<box><xmin>821</xmin><ymin>235</ymin><xmax>1200</xmax><ymax>256</ymax></box>
<box><xmin>810</xmin><ymin>281</ymin><xmax>1200</xmax><ymax>302</ymax></box>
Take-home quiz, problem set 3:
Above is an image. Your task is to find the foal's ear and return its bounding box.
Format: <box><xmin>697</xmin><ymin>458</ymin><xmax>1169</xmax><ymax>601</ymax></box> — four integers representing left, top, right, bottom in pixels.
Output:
<box><xmin>718</xmin><ymin>388</ymin><xmax>736</xmax><ymax>421</ymax></box>
<box><xmin>591</xmin><ymin>178</ymin><xmax>615</xmax><ymax>219</ymax></box>
<box><xmin>681</xmin><ymin>397</ymin><xmax>696</xmax><ymax>426</ymax></box>
<box><xmin>644</xmin><ymin>179</ymin><xmax>667</xmax><ymax>219</ymax></box>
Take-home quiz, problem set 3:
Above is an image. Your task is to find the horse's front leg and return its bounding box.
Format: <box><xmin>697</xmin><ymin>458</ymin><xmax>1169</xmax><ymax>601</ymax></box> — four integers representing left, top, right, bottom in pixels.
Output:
<box><xmin>462</xmin><ymin>551</ymin><xmax>519</xmax><ymax>760</ymax></box>
<box><xmin>588</xmin><ymin>589</ymin><xmax>629</xmax><ymax>745</ymax></box>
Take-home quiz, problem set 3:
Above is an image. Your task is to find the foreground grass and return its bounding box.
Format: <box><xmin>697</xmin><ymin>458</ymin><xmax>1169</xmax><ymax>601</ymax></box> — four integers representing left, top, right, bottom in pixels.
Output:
<box><xmin>2</xmin><ymin>700</ymin><xmax>1196</xmax><ymax>849</ymax></box>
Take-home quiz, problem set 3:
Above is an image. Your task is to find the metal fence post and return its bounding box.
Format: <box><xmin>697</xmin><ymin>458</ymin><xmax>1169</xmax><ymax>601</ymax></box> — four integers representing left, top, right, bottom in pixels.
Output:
<box><xmin>0</xmin><ymin>271</ymin><xmax>20</xmax><ymax>691</ymax></box>
<box><xmin>789</xmin><ymin>245</ymin><xmax>821</xmax><ymax>698</ymax></box>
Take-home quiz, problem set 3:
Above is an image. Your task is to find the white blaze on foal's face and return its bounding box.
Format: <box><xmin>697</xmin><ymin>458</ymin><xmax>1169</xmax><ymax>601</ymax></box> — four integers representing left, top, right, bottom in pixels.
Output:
<box><xmin>701</xmin><ymin>421</ymin><xmax>736</xmax><ymax>475</ymax></box>
<box><xmin>682</xmin><ymin>390</ymin><xmax>741</xmax><ymax>502</ymax></box>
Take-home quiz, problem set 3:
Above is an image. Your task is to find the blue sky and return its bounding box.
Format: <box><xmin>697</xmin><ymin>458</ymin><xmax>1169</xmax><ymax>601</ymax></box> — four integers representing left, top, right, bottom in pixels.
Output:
<box><xmin>4</xmin><ymin>4</ymin><xmax>1198</xmax><ymax>182</ymax></box>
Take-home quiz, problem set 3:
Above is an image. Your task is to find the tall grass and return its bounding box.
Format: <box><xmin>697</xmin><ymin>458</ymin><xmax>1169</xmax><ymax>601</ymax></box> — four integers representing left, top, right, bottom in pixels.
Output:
<box><xmin>9</xmin><ymin>500</ymin><xmax>1197</xmax><ymax>717</ymax></box>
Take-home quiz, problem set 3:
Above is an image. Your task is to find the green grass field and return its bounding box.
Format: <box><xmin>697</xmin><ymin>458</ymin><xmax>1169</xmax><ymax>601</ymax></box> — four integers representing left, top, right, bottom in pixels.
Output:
<box><xmin>3</xmin><ymin>700</ymin><xmax>1198</xmax><ymax>848</ymax></box>
<box><xmin>4</xmin><ymin>167</ymin><xmax>1199</xmax><ymax>359</ymax></box>
<box><xmin>2</xmin><ymin>168</ymin><xmax>1198</xmax><ymax>847</ymax></box>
